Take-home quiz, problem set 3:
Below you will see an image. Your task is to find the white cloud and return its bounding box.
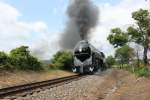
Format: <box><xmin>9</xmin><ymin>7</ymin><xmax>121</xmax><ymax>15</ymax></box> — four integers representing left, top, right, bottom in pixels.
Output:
<box><xmin>90</xmin><ymin>0</ymin><xmax>150</xmax><ymax>57</ymax></box>
<box><xmin>0</xmin><ymin>1</ymin><xmax>59</xmax><ymax>59</ymax></box>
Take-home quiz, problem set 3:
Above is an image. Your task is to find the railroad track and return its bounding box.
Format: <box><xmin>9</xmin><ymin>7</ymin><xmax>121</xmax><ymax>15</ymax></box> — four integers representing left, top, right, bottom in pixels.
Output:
<box><xmin>0</xmin><ymin>74</ymin><xmax>84</xmax><ymax>99</ymax></box>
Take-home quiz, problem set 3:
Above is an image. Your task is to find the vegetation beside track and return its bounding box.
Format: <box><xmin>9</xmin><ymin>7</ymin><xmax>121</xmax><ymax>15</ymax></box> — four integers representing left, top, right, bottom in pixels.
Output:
<box><xmin>113</xmin><ymin>64</ymin><xmax>150</xmax><ymax>77</ymax></box>
<box><xmin>0</xmin><ymin>45</ymin><xmax>73</xmax><ymax>72</ymax></box>
<box><xmin>106</xmin><ymin>8</ymin><xmax>150</xmax><ymax>77</ymax></box>
<box><xmin>0</xmin><ymin>46</ymin><xmax>42</xmax><ymax>71</ymax></box>
<box><xmin>50</xmin><ymin>51</ymin><xmax>73</xmax><ymax>71</ymax></box>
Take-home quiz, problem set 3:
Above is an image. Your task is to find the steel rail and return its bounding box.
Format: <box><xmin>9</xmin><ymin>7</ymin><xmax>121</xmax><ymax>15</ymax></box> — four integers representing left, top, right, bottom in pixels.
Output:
<box><xmin>0</xmin><ymin>74</ymin><xmax>83</xmax><ymax>99</ymax></box>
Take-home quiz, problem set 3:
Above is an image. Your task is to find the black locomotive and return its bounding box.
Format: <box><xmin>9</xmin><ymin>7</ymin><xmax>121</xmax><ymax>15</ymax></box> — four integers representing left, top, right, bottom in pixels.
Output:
<box><xmin>72</xmin><ymin>40</ymin><xmax>107</xmax><ymax>74</ymax></box>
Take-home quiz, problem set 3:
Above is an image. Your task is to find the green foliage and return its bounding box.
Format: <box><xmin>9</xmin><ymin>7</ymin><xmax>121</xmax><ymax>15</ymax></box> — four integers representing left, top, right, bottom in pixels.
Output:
<box><xmin>51</xmin><ymin>51</ymin><xmax>73</xmax><ymax>70</ymax></box>
<box><xmin>128</xmin><ymin>9</ymin><xmax>150</xmax><ymax>65</ymax></box>
<box><xmin>115</xmin><ymin>45</ymin><xmax>135</xmax><ymax>64</ymax></box>
<box><xmin>107</xmin><ymin>9</ymin><xmax>150</xmax><ymax>77</ymax></box>
<box><xmin>115</xmin><ymin>63</ymin><xmax>150</xmax><ymax>77</ymax></box>
<box><xmin>127</xmin><ymin>27</ymin><xmax>143</xmax><ymax>44</ymax></box>
<box><xmin>106</xmin><ymin>56</ymin><xmax>116</xmax><ymax>67</ymax></box>
<box><xmin>0</xmin><ymin>46</ymin><xmax>42</xmax><ymax>71</ymax></box>
<box><xmin>124</xmin><ymin>65</ymin><xmax>150</xmax><ymax>77</ymax></box>
<box><xmin>0</xmin><ymin>51</ymin><xmax>8</xmax><ymax>65</ymax></box>
<box><xmin>107</xmin><ymin>28</ymin><xmax>128</xmax><ymax>48</ymax></box>
<box><xmin>128</xmin><ymin>9</ymin><xmax>150</xmax><ymax>46</ymax></box>
<box><xmin>0</xmin><ymin>52</ymin><xmax>13</xmax><ymax>70</ymax></box>
<box><xmin>108</xmin><ymin>9</ymin><xmax>150</xmax><ymax>65</ymax></box>
<box><xmin>135</xmin><ymin>67</ymin><xmax>150</xmax><ymax>77</ymax></box>
<box><xmin>132</xmin><ymin>9</ymin><xmax>150</xmax><ymax>30</ymax></box>
<box><xmin>9</xmin><ymin>46</ymin><xmax>42</xmax><ymax>70</ymax></box>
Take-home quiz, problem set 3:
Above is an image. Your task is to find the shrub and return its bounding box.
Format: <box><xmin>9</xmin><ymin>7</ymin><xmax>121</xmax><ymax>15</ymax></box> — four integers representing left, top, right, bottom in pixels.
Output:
<box><xmin>106</xmin><ymin>56</ymin><xmax>116</xmax><ymax>67</ymax></box>
<box><xmin>9</xmin><ymin>46</ymin><xmax>43</xmax><ymax>71</ymax></box>
<box><xmin>51</xmin><ymin>51</ymin><xmax>73</xmax><ymax>70</ymax></box>
<box><xmin>122</xmin><ymin>65</ymin><xmax>150</xmax><ymax>77</ymax></box>
<box><xmin>134</xmin><ymin>67</ymin><xmax>150</xmax><ymax>77</ymax></box>
<box><xmin>0</xmin><ymin>51</ymin><xmax>8</xmax><ymax>65</ymax></box>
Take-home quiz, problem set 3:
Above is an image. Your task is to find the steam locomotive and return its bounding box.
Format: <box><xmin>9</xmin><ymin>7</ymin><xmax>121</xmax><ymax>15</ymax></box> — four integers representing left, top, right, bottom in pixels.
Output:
<box><xmin>72</xmin><ymin>40</ymin><xmax>107</xmax><ymax>74</ymax></box>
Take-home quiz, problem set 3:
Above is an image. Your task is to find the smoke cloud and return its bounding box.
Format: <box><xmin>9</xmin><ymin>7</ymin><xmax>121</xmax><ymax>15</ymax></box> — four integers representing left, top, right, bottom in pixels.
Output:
<box><xmin>59</xmin><ymin>0</ymin><xmax>99</xmax><ymax>49</ymax></box>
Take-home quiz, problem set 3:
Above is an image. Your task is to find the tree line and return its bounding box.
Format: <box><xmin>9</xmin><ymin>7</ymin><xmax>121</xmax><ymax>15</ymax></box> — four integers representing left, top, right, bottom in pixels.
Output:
<box><xmin>0</xmin><ymin>45</ymin><xmax>73</xmax><ymax>72</ymax></box>
<box><xmin>0</xmin><ymin>46</ymin><xmax>42</xmax><ymax>71</ymax></box>
<box><xmin>106</xmin><ymin>9</ymin><xmax>150</xmax><ymax>76</ymax></box>
<box><xmin>106</xmin><ymin>8</ymin><xmax>150</xmax><ymax>67</ymax></box>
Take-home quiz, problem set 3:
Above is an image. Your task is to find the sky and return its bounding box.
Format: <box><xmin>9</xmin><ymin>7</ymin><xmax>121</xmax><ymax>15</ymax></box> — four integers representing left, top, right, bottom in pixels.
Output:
<box><xmin>0</xmin><ymin>0</ymin><xmax>150</xmax><ymax>59</ymax></box>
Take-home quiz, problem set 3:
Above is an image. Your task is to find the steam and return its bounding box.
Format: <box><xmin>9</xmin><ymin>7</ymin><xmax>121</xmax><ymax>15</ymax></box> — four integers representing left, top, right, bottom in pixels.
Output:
<box><xmin>59</xmin><ymin>0</ymin><xmax>99</xmax><ymax>49</ymax></box>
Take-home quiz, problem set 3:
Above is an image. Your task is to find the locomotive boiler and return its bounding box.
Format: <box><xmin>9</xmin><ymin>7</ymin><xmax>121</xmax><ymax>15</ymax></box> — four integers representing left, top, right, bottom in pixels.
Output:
<box><xmin>72</xmin><ymin>40</ymin><xmax>106</xmax><ymax>74</ymax></box>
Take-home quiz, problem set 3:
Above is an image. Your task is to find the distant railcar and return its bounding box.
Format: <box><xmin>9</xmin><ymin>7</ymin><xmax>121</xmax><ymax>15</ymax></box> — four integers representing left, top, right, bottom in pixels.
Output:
<box><xmin>72</xmin><ymin>40</ymin><xmax>107</xmax><ymax>74</ymax></box>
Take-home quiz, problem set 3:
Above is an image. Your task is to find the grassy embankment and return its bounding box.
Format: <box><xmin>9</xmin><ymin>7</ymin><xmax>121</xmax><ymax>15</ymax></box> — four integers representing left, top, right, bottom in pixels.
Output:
<box><xmin>113</xmin><ymin>64</ymin><xmax>150</xmax><ymax>77</ymax></box>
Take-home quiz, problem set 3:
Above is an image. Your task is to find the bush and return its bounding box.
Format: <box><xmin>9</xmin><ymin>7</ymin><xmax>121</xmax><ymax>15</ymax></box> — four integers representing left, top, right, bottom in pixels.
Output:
<box><xmin>0</xmin><ymin>51</ymin><xmax>14</xmax><ymax>71</ymax></box>
<box><xmin>106</xmin><ymin>56</ymin><xmax>116</xmax><ymax>67</ymax></box>
<box><xmin>9</xmin><ymin>46</ymin><xmax>43</xmax><ymax>71</ymax></box>
<box><xmin>121</xmin><ymin>64</ymin><xmax>150</xmax><ymax>77</ymax></box>
<box><xmin>0</xmin><ymin>46</ymin><xmax>43</xmax><ymax>71</ymax></box>
<box><xmin>0</xmin><ymin>51</ymin><xmax>8</xmax><ymax>65</ymax></box>
<box><xmin>134</xmin><ymin>67</ymin><xmax>150</xmax><ymax>77</ymax></box>
<box><xmin>51</xmin><ymin>51</ymin><xmax>73</xmax><ymax>70</ymax></box>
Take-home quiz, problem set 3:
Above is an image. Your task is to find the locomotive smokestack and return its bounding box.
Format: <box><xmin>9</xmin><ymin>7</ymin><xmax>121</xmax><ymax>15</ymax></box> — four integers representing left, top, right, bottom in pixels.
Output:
<box><xmin>59</xmin><ymin>0</ymin><xmax>99</xmax><ymax>49</ymax></box>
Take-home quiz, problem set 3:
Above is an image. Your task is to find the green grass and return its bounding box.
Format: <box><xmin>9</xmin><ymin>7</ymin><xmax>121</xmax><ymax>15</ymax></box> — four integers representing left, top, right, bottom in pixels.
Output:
<box><xmin>115</xmin><ymin>64</ymin><xmax>150</xmax><ymax>77</ymax></box>
<box><xmin>133</xmin><ymin>67</ymin><xmax>150</xmax><ymax>77</ymax></box>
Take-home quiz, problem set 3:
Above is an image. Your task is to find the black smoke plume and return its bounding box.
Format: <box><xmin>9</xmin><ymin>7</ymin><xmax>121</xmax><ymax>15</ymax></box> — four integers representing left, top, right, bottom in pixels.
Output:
<box><xmin>60</xmin><ymin>0</ymin><xmax>99</xmax><ymax>49</ymax></box>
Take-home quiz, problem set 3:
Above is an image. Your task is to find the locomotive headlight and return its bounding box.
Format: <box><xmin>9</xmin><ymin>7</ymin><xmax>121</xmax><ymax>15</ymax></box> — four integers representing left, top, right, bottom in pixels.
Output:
<box><xmin>79</xmin><ymin>48</ymin><xmax>82</xmax><ymax>52</ymax></box>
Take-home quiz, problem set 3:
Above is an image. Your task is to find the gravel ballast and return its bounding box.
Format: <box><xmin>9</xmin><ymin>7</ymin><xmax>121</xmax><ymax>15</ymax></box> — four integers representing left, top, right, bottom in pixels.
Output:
<box><xmin>14</xmin><ymin>70</ymin><xmax>112</xmax><ymax>100</ymax></box>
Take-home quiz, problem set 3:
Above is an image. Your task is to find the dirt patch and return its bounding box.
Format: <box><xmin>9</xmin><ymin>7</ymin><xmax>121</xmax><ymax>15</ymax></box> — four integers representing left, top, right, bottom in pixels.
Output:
<box><xmin>98</xmin><ymin>69</ymin><xmax>150</xmax><ymax>100</ymax></box>
<box><xmin>0</xmin><ymin>70</ymin><xmax>75</xmax><ymax>88</ymax></box>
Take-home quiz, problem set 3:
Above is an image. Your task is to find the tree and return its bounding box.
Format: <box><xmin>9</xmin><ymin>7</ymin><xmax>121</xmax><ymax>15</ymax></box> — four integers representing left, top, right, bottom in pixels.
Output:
<box><xmin>127</xmin><ymin>9</ymin><xmax>150</xmax><ymax>65</ymax></box>
<box><xmin>115</xmin><ymin>45</ymin><xmax>135</xmax><ymax>67</ymax></box>
<box><xmin>0</xmin><ymin>51</ymin><xmax>8</xmax><ymax>65</ymax></box>
<box><xmin>51</xmin><ymin>51</ymin><xmax>73</xmax><ymax>70</ymax></box>
<box><xmin>10</xmin><ymin>46</ymin><xmax>42</xmax><ymax>70</ymax></box>
<box><xmin>107</xmin><ymin>28</ymin><xmax>128</xmax><ymax>48</ymax></box>
<box><xmin>106</xmin><ymin>56</ymin><xmax>116</xmax><ymax>67</ymax></box>
<box><xmin>108</xmin><ymin>9</ymin><xmax>150</xmax><ymax>65</ymax></box>
<box><xmin>0</xmin><ymin>52</ymin><xmax>15</xmax><ymax>70</ymax></box>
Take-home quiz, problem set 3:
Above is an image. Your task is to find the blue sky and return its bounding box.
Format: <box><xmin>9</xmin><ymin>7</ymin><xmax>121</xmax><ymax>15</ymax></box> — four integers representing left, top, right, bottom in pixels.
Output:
<box><xmin>2</xmin><ymin>0</ymin><xmax>120</xmax><ymax>33</ymax></box>
<box><xmin>2</xmin><ymin>0</ymin><xmax>69</xmax><ymax>33</ymax></box>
